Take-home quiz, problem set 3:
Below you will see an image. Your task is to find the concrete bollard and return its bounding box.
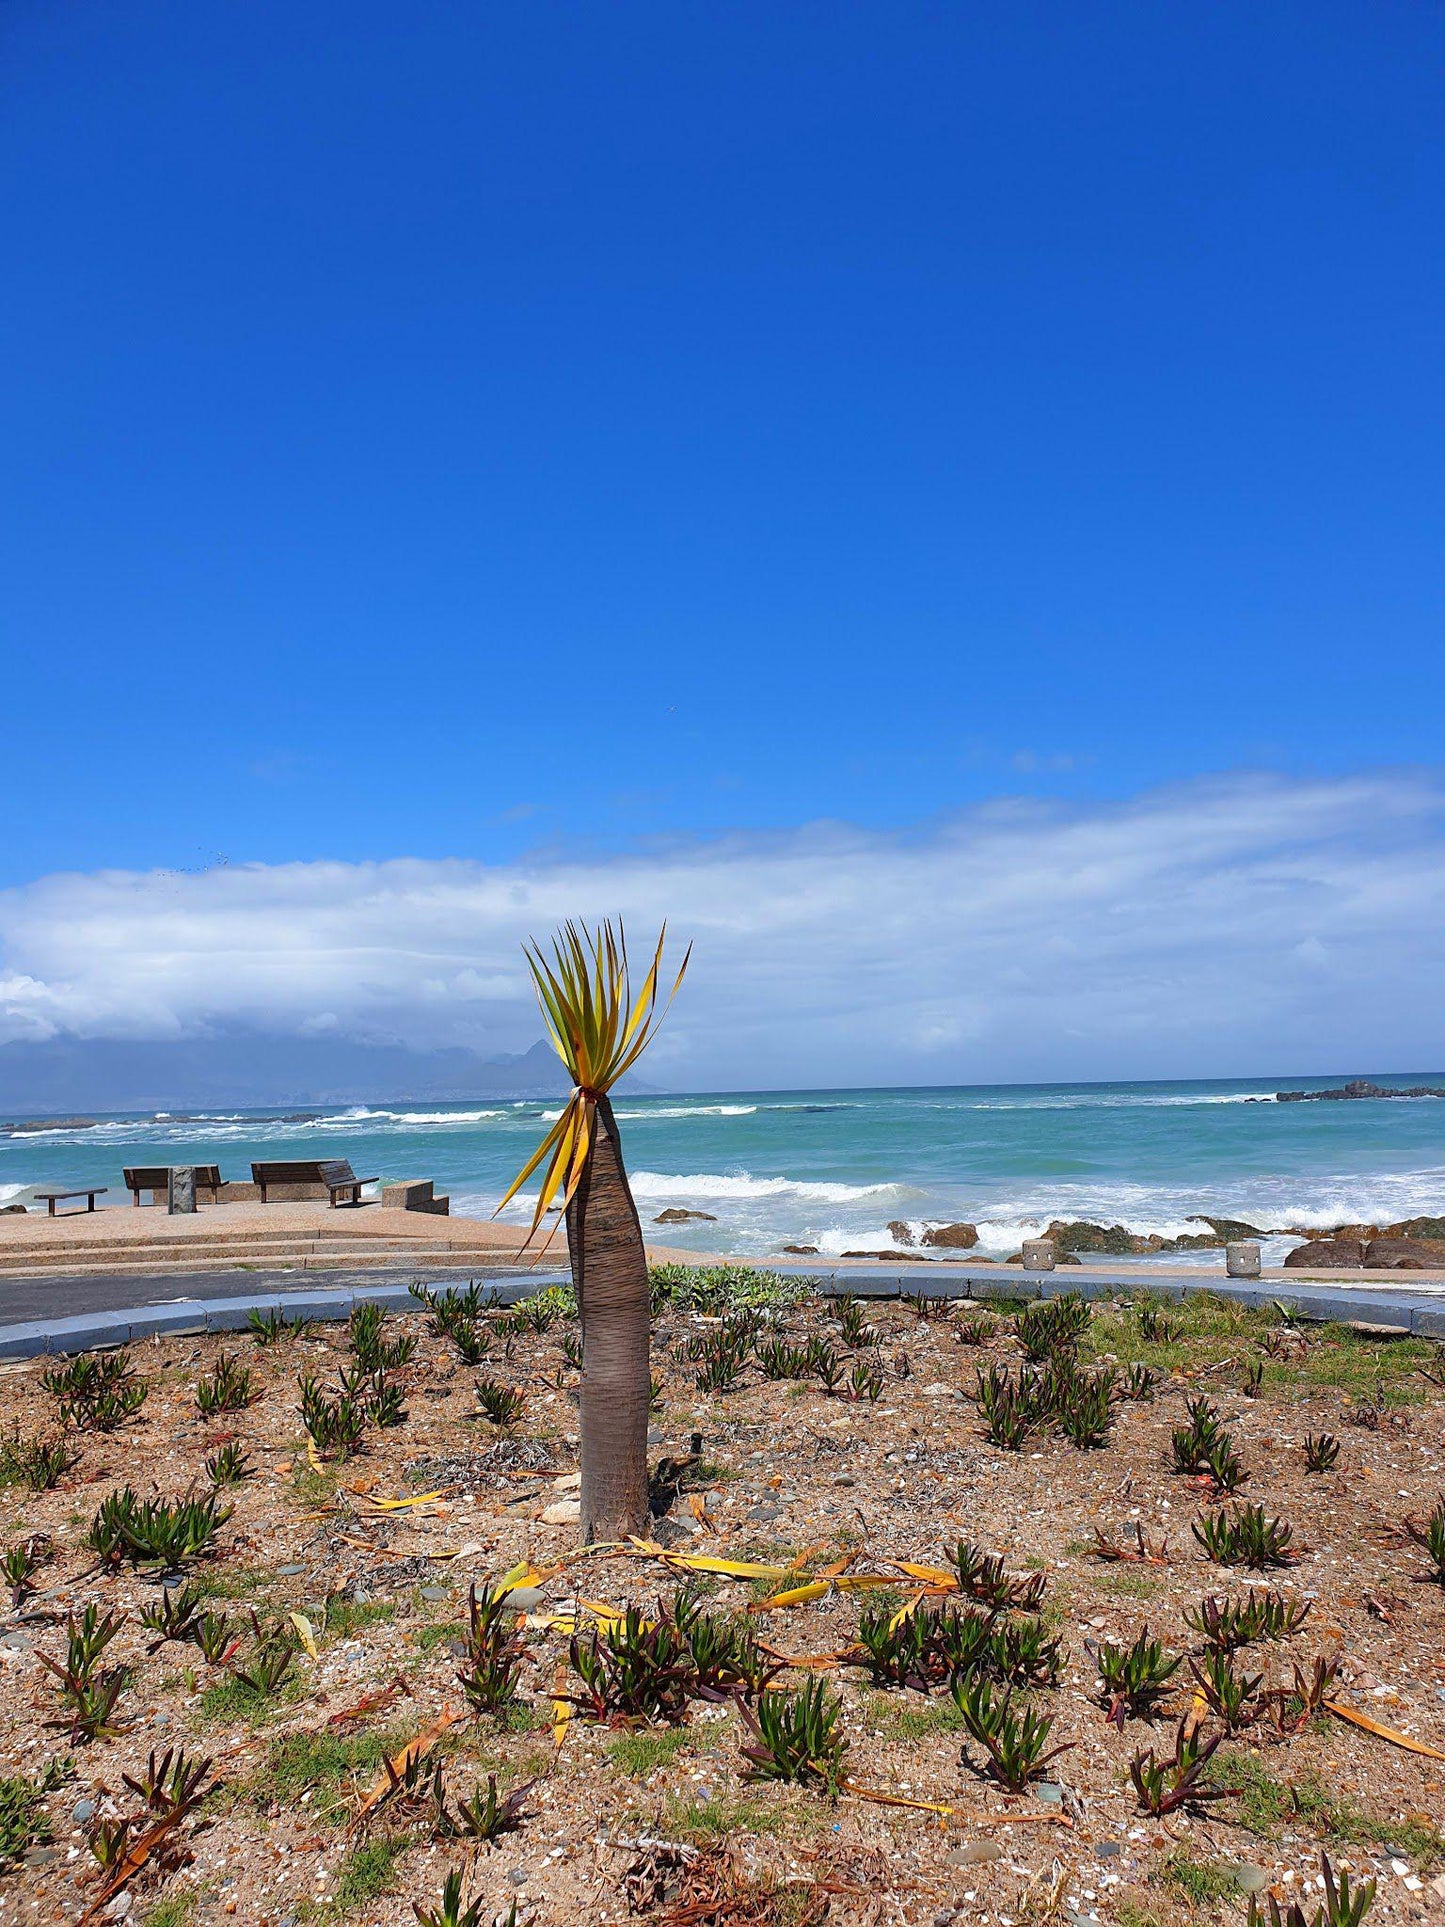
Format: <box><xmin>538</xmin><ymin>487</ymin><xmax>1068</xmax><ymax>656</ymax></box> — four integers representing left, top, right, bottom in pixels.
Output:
<box><xmin>168</xmin><ymin>1166</ymin><xmax>197</xmax><ymax>1215</ymax></box>
<box><xmin>1226</xmin><ymin>1241</ymin><xmax>1261</xmax><ymax>1279</ymax></box>
<box><xmin>1022</xmin><ymin>1239</ymin><xmax>1056</xmax><ymax>1272</ymax></box>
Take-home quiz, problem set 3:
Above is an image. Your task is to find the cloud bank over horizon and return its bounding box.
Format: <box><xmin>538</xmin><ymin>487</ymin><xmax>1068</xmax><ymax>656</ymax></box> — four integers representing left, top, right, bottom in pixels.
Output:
<box><xmin>2</xmin><ymin>771</ymin><xmax>1443</xmax><ymax>1089</ymax></box>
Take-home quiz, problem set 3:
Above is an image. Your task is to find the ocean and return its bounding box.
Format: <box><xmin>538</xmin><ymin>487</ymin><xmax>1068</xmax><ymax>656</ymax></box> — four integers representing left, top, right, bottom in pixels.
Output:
<box><xmin>3</xmin><ymin>1074</ymin><xmax>1442</xmax><ymax>1265</ymax></box>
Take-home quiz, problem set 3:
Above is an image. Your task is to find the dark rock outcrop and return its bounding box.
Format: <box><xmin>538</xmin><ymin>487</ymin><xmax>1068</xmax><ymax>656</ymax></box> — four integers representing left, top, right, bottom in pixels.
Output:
<box><xmin>1276</xmin><ymin>1080</ymin><xmax>1445</xmax><ymax>1102</ymax></box>
<box><xmin>1186</xmin><ymin>1215</ymin><xmax>1267</xmax><ymax>1242</ymax></box>
<box><xmin>1284</xmin><ymin>1238</ymin><xmax>1366</xmax><ymax>1268</ymax></box>
<box><xmin>1045</xmin><ymin>1220</ymin><xmax>1157</xmax><ymax>1256</ymax></box>
<box><xmin>887</xmin><ymin>1221</ymin><xmax>916</xmax><ymax>1245</ymax></box>
<box><xmin>653</xmin><ymin>1208</ymin><xmax>718</xmax><ymax>1224</ymax></box>
<box><xmin>782</xmin><ymin>1245</ymin><xmax>818</xmax><ymax>1255</ymax></box>
<box><xmin>921</xmin><ymin>1222</ymin><xmax>978</xmax><ymax>1249</ymax></box>
<box><xmin>1363</xmin><ymin>1237</ymin><xmax>1445</xmax><ymax>1269</ymax></box>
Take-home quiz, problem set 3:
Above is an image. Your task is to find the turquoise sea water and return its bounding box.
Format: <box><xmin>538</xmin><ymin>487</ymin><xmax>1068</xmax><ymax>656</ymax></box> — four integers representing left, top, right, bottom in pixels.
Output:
<box><xmin>3</xmin><ymin>1074</ymin><xmax>1442</xmax><ymax>1263</ymax></box>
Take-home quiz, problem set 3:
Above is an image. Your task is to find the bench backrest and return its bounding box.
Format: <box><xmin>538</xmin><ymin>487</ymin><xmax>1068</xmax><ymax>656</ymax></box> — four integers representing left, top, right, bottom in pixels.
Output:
<box><xmin>124</xmin><ymin>1165</ymin><xmax>222</xmax><ymax>1189</ymax></box>
<box><xmin>251</xmin><ymin>1159</ymin><xmax>357</xmax><ymax>1186</ymax></box>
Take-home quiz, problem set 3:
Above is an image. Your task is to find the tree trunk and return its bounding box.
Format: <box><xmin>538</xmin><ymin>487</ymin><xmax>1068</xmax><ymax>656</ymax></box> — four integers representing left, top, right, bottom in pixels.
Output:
<box><xmin>566</xmin><ymin>1094</ymin><xmax>651</xmax><ymax>1542</ymax></box>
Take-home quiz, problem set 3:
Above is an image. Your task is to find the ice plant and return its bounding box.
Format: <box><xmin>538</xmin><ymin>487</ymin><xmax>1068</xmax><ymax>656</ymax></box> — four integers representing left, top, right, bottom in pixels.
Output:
<box><xmin>497</xmin><ymin>920</ymin><xmax>689</xmax><ymax>1541</ymax></box>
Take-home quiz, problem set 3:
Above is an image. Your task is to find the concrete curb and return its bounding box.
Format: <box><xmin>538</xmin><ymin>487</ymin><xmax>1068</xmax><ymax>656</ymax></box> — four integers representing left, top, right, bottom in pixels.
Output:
<box><xmin>778</xmin><ymin>1263</ymin><xmax>1445</xmax><ymax>1337</ymax></box>
<box><xmin>0</xmin><ymin>1267</ymin><xmax>572</xmax><ymax>1358</ymax></box>
<box><xmin>0</xmin><ymin>1259</ymin><xmax>1441</xmax><ymax>1359</ymax></box>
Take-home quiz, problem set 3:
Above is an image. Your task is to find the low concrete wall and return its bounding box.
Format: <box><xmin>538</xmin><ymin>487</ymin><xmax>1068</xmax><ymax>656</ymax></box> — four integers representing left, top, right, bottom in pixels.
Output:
<box><xmin>381</xmin><ymin>1180</ymin><xmax>450</xmax><ymax>1215</ymax></box>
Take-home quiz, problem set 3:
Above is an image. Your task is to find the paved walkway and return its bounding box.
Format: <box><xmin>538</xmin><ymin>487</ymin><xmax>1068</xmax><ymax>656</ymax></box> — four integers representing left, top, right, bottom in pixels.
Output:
<box><xmin>0</xmin><ymin>1256</ymin><xmax>1442</xmax><ymax>1357</ymax></box>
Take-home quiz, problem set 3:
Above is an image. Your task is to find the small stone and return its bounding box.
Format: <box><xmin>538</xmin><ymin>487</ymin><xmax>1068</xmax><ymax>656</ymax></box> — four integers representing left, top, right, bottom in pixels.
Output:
<box><xmin>500</xmin><ymin>1585</ymin><xmax>544</xmax><ymax>1610</ymax></box>
<box><xmin>508</xmin><ymin>1867</ymin><xmax>529</xmax><ymax>1884</ymax></box>
<box><xmin>276</xmin><ymin>1563</ymin><xmax>306</xmax><ymax>1577</ymax></box>
<box><xmin>0</xmin><ymin>1631</ymin><xmax>32</xmax><ymax>1650</ymax></box>
<box><xmin>832</xmin><ymin>1475</ymin><xmax>856</xmax><ymax>1487</ymax></box>
<box><xmin>949</xmin><ymin>1841</ymin><xmax>1002</xmax><ymax>1866</ymax></box>
<box><xmin>541</xmin><ymin>1500</ymin><xmax>581</xmax><ymax>1526</ymax></box>
<box><xmin>23</xmin><ymin>1846</ymin><xmax>58</xmax><ymax>1867</ymax></box>
<box><xmin>419</xmin><ymin>1585</ymin><xmax>448</xmax><ymax>1602</ymax></box>
<box><xmin>1095</xmin><ymin>1840</ymin><xmax>1121</xmax><ymax>1858</ymax></box>
<box><xmin>1035</xmin><ymin>1783</ymin><xmax>1063</xmax><ymax>1804</ymax></box>
<box><xmin>1232</xmin><ymin>1866</ymin><xmax>1271</xmax><ymax>1893</ymax></box>
<box><xmin>71</xmin><ymin>1799</ymin><xmax>95</xmax><ymax>1824</ymax></box>
<box><xmin>747</xmin><ymin>1504</ymin><xmax>782</xmax><ymax>1523</ymax></box>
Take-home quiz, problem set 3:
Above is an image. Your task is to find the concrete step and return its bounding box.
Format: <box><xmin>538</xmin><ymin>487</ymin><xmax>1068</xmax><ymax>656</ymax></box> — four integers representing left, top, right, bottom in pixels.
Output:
<box><xmin>0</xmin><ymin>1248</ymin><xmax>461</xmax><ymax>1272</ymax></box>
<box><xmin>5</xmin><ymin>1224</ymin><xmax>433</xmax><ymax>1255</ymax></box>
<box><xmin>0</xmin><ymin>1244</ymin><xmax>523</xmax><ymax>1280</ymax></box>
<box><xmin>5</xmin><ymin>1232</ymin><xmax>448</xmax><ymax>1257</ymax></box>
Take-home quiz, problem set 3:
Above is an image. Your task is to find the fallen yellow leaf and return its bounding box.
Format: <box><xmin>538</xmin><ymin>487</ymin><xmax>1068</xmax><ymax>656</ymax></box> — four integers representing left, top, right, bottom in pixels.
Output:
<box><xmin>1324</xmin><ymin>1700</ymin><xmax>1445</xmax><ymax>1759</ymax></box>
<box><xmin>289</xmin><ymin>1612</ymin><xmax>319</xmax><ymax>1660</ymax></box>
<box><xmin>749</xmin><ymin>1580</ymin><xmax>829</xmax><ymax>1612</ymax></box>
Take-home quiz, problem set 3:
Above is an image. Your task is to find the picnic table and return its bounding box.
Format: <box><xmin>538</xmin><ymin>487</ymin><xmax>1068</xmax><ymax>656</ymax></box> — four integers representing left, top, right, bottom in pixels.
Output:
<box><xmin>34</xmin><ymin>1187</ymin><xmax>108</xmax><ymax>1218</ymax></box>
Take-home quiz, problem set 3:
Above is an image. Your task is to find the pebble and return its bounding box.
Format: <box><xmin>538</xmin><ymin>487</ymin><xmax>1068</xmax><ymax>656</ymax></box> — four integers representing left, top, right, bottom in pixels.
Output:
<box><xmin>276</xmin><ymin>1564</ymin><xmax>306</xmax><ymax>1577</ymax></box>
<box><xmin>508</xmin><ymin>1867</ymin><xmax>529</xmax><ymax>1884</ymax></box>
<box><xmin>71</xmin><ymin>1799</ymin><xmax>95</xmax><ymax>1825</ymax></box>
<box><xmin>747</xmin><ymin>1504</ymin><xmax>782</xmax><ymax>1522</ymax></box>
<box><xmin>948</xmin><ymin>1841</ymin><xmax>1002</xmax><ymax>1866</ymax></box>
<box><xmin>832</xmin><ymin>1475</ymin><xmax>856</xmax><ymax>1488</ymax></box>
<box><xmin>1095</xmin><ymin>1841</ymin><xmax>1121</xmax><ymax>1858</ymax></box>
<box><xmin>541</xmin><ymin>1500</ymin><xmax>581</xmax><ymax>1526</ymax></box>
<box><xmin>501</xmin><ymin>1586</ymin><xmax>545</xmax><ymax>1610</ymax></box>
<box><xmin>419</xmin><ymin>1585</ymin><xmax>448</xmax><ymax>1602</ymax></box>
<box><xmin>1035</xmin><ymin>1783</ymin><xmax>1063</xmax><ymax>1804</ymax></box>
<box><xmin>1232</xmin><ymin>1866</ymin><xmax>1271</xmax><ymax>1893</ymax></box>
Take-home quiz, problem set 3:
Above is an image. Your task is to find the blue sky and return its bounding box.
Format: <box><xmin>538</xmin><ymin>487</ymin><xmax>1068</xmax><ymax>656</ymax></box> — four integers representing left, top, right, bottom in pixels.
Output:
<box><xmin>2</xmin><ymin>2</ymin><xmax>1443</xmax><ymax>1083</ymax></box>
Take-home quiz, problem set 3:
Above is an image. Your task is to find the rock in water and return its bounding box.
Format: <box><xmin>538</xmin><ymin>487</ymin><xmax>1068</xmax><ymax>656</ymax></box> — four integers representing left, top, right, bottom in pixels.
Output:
<box><xmin>1276</xmin><ymin>1080</ymin><xmax>1445</xmax><ymax>1102</ymax></box>
<box><xmin>887</xmin><ymin>1220</ymin><xmax>917</xmax><ymax>1245</ymax></box>
<box><xmin>653</xmin><ymin>1207</ymin><xmax>718</xmax><ymax>1223</ymax></box>
<box><xmin>921</xmin><ymin>1221</ymin><xmax>978</xmax><ymax>1249</ymax></box>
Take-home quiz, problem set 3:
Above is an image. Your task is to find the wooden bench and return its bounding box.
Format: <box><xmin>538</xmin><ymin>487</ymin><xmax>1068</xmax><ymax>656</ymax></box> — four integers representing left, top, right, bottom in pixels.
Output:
<box><xmin>123</xmin><ymin>1165</ymin><xmax>223</xmax><ymax>1206</ymax></box>
<box><xmin>34</xmin><ymin>1187</ymin><xmax>107</xmax><ymax>1218</ymax></box>
<box><xmin>250</xmin><ymin>1159</ymin><xmax>377</xmax><ymax>1206</ymax></box>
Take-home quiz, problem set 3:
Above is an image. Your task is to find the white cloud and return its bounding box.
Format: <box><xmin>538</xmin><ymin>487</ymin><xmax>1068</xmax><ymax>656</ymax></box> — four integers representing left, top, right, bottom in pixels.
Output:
<box><xmin>2</xmin><ymin>771</ymin><xmax>1443</xmax><ymax>1084</ymax></box>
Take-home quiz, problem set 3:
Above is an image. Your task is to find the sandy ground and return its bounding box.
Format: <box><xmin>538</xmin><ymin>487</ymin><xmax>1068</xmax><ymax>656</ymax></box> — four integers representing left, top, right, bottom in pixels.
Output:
<box><xmin>0</xmin><ymin>1284</ymin><xmax>1442</xmax><ymax>1926</ymax></box>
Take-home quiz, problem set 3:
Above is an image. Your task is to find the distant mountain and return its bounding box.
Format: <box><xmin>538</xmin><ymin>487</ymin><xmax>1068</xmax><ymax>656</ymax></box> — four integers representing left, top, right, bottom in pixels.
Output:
<box><xmin>0</xmin><ymin>1035</ymin><xmax>655</xmax><ymax>1115</ymax></box>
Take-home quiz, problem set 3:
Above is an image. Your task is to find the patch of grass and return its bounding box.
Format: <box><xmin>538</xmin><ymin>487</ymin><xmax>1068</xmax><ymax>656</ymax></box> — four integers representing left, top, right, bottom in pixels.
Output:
<box><xmin>661</xmin><ymin>1791</ymin><xmax>792</xmax><ymax>1841</ymax></box>
<box><xmin>289</xmin><ymin>1465</ymin><xmax>341</xmax><ymax>1506</ymax></box>
<box><xmin>410</xmin><ymin>1619</ymin><xmax>464</xmax><ymax>1653</ymax></box>
<box><xmin>1112</xmin><ymin>1901</ymin><xmax>1177</xmax><ymax>1927</ymax></box>
<box><xmin>323</xmin><ymin>1597</ymin><xmax>395</xmax><ymax>1641</ymax></box>
<box><xmin>606</xmin><ymin>1727</ymin><xmax>695</xmax><ymax>1778</ymax></box>
<box><xmin>195</xmin><ymin>1563</ymin><xmax>272</xmax><ymax>1603</ymax></box>
<box><xmin>142</xmin><ymin>1893</ymin><xmax>198</xmax><ymax>1927</ymax></box>
<box><xmin>1223</xmin><ymin>1753</ymin><xmax>1443</xmax><ymax>1862</ymax></box>
<box><xmin>0</xmin><ymin>1765</ymin><xmax>64</xmax><ymax>1869</ymax></box>
<box><xmin>252</xmin><ymin>1726</ymin><xmax>414</xmax><ymax>1816</ymax></box>
<box><xmin>1155</xmin><ymin>1851</ymin><xmax>1238</xmax><ymax>1905</ymax></box>
<box><xmin>327</xmin><ymin>1831</ymin><xmax>410</xmax><ymax>1909</ymax></box>
<box><xmin>868</xmin><ymin>1693</ymin><xmax>965</xmax><ymax>1741</ymax></box>
<box><xmin>199</xmin><ymin>1670</ymin><xmax>303</xmax><ymax>1726</ymax></box>
<box><xmin>1096</xmin><ymin>1567</ymin><xmax>1163</xmax><ymax>1599</ymax></box>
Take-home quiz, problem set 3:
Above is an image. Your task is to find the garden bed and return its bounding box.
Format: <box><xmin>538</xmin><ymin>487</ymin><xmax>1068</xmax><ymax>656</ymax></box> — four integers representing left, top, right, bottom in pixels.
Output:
<box><xmin>0</xmin><ymin>1272</ymin><xmax>1442</xmax><ymax>1926</ymax></box>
